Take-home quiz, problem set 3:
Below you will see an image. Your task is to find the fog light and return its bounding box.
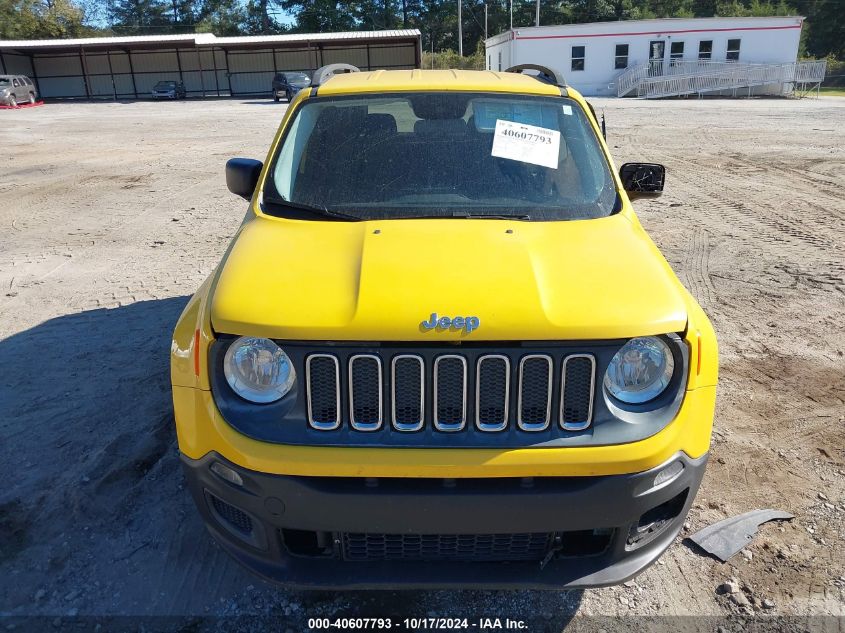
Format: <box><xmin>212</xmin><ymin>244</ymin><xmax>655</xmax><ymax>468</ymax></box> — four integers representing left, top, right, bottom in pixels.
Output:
<box><xmin>211</xmin><ymin>462</ymin><xmax>243</xmax><ymax>486</ymax></box>
<box><xmin>654</xmin><ymin>461</ymin><xmax>684</xmax><ymax>488</ymax></box>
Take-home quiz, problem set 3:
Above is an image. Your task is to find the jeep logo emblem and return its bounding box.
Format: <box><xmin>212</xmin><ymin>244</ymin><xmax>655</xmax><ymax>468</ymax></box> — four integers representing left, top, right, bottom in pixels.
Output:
<box><xmin>421</xmin><ymin>313</ymin><xmax>480</xmax><ymax>334</ymax></box>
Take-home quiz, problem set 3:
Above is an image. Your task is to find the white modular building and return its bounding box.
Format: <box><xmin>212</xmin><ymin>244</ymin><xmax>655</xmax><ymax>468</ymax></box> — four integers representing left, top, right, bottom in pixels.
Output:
<box><xmin>485</xmin><ymin>16</ymin><xmax>824</xmax><ymax>98</ymax></box>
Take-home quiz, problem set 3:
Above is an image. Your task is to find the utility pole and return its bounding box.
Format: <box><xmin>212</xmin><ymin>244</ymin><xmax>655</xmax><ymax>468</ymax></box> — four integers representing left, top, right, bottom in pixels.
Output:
<box><xmin>458</xmin><ymin>0</ymin><xmax>463</xmax><ymax>56</ymax></box>
<box><xmin>535</xmin><ymin>0</ymin><xmax>540</xmax><ymax>26</ymax></box>
<box><xmin>484</xmin><ymin>2</ymin><xmax>488</xmax><ymax>40</ymax></box>
<box><xmin>509</xmin><ymin>0</ymin><xmax>513</xmax><ymax>30</ymax></box>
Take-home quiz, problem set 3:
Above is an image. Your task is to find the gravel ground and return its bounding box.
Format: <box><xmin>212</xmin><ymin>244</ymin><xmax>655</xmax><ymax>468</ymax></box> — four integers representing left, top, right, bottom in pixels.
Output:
<box><xmin>1</xmin><ymin>96</ymin><xmax>844</xmax><ymax>630</ymax></box>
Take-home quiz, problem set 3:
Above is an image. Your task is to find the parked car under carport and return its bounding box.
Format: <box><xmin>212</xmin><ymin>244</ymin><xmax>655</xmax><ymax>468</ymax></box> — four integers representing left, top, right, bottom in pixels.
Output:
<box><xmin>0</xmin><ymin>75</ymin><xmax>38</xmax><ymax>106</ymax></box>
<box><xmin>151</xmin><ymin>81</ymin><xmax>186</xmax><ymax>100</ymax></box>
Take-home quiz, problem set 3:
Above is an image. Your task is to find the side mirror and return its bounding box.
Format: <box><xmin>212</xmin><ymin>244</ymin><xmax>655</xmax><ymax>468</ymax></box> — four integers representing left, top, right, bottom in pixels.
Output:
<box><xmin>619</xmin><ymin>163</ymin><xmax>665</xmax><ymax>200</ymax></box>
<box><xmin>226</xmin><ymin>158</ymin><xmax>263</xmax><ymax>200</ymax></box>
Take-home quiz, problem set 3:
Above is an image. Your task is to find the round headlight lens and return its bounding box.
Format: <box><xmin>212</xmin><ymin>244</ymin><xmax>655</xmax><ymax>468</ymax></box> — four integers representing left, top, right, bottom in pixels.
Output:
<box><xmin>604</xmin><ymin>336</ymin><xmax>675</xmax><ymax>404</ymax></box>
<box><xmin>223</xmin><ymin>337</ymin><xmax>295</xmax><ymax>403</ymax></box>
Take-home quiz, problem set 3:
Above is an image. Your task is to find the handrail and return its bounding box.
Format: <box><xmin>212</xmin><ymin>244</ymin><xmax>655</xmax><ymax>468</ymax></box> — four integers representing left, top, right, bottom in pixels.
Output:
<box><xmin>618</xmin><ymin>59</ymin><xmax>826</xmax><ymax>99</ymax></box>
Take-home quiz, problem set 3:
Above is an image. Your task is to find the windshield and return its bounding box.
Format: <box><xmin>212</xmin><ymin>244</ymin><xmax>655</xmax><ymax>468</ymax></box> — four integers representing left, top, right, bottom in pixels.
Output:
<box><xmin>266</xmin><ymin>92</ymin><xmax>617</xmax><ymax>221</ymax></box>
<box><xmin>0</xmin><ymin>78</ymin><xmax>10</xmax><ymax>85</ymax></box>
<box><xmin>155</xmin><ymin>82</ymin><xmax>176</xmax><ymax>88</ymax></box>
<box><xmin>287</xmin><ymin>72</ymin><xmax>311</xmax><ymax>84</ymax></box>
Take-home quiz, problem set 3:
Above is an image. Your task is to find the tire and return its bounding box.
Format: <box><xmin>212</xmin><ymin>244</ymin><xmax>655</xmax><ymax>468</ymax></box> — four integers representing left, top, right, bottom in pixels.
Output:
<box><xmin>28</xmin><ymin>92</ymin><xmax>36</xmax><ymax>104</ymax></box>
<box><xmin>286</xmin><ymin>89</ymin><xmax>292</xmax><ymax>102</ymax></box>
<box><xmin>273</xmin><ymin>94</ymin><xmax>279</xmax><ymax>102</ymax></box>
<box><xmin>8</xmin><ymin>94</ymin><xmax>17</xmax><ymax>107</ymax></box>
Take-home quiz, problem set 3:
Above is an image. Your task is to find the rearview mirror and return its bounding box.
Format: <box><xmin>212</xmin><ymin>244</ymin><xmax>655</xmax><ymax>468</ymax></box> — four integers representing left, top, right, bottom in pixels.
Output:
<box><xmin>619</xmin><ymin>163</ymin><xmax>665</xmax><ymax>200</ymax></box>
<box><xmin>226</xmin><ymin>158</ymin><xmax>263</xmax><ymax>200</ymax></box>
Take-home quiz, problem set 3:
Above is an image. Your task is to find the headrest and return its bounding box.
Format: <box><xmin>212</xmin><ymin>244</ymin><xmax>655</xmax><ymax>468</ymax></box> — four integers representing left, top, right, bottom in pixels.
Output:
<box><xmin>362</xmin><ymin>113</ymin><xmax>398</xmax><ymax>136</ymax></box>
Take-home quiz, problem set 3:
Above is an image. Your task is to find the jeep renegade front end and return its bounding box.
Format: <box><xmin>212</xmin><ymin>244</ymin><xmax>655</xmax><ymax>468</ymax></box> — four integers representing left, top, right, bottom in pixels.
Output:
<box><xmin>171</xmin><ymin>65</ymin><xmax>718</xmax><ymax>589</ymax></box>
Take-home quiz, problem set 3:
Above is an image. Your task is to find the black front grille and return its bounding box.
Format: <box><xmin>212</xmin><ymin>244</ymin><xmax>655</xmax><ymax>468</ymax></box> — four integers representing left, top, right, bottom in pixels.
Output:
<box><xmin>209</xmin><ymin>494</ymin><xmax>253</xmax><ymax>535</ymax></box>
<box><xmin>303</xmin><ymin>348</ymin><xmax>597</xmax><ymax>438</ymax></box>
<box><xmin>341</xmin><ymin>532</ymin><xmax>554</xmax><ymax>562</ymax></box>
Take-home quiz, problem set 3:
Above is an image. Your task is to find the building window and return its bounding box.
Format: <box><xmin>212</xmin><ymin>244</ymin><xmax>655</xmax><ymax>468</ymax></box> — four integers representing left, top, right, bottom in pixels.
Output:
<box><xmin>698</xmin><ymin>40</ymin><xmax>713</xmax><ymax>60</ymax></box>
<box><xmin>670</xmin><ymin>41</ymin><xmax>684</xmax><ymax>62</ymax></box>
<box><xmin>488</xmin><ymin>55</ymin><xmax>491</xmax><ymax>70</ymax></box>
<box><xmin>727</xmin><ymin>38</ymin><xmax>741</xmax><ymax>61</ymax></box>
<box><xmin>614</xmin><ymin>44</ymin><xmax>629</xmax><ymax>69</ymax></box>
<box><xmin>572</xmin><ymin>45</ymin><xmax>585</xmax><ymax>71</ymax></box>
<box><xmin>497</xmin><ymin>51</ymin><xmax>502</xmax><ymax>71</ymax></box>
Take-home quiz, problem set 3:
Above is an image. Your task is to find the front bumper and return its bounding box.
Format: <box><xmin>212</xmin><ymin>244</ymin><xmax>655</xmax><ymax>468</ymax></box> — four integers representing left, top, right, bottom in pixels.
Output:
<box><xmin>182</xmin><ymin>450</ymin><xmax>707</xmax><ymax>589</ymax></box>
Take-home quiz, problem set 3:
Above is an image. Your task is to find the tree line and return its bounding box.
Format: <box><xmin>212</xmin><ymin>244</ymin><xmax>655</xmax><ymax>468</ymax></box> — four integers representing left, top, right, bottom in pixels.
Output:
<box><xmin>0</xmin><ymin>0</ymin><xmax>841</xmax><ymax>60</ymax></box>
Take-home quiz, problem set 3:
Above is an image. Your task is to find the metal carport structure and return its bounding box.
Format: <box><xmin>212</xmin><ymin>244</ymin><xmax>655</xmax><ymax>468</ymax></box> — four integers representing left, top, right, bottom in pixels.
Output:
<box><xmin>0</xmin><ymin>30</ymin><xmax>422</xmax><ymax>100</ymax></box>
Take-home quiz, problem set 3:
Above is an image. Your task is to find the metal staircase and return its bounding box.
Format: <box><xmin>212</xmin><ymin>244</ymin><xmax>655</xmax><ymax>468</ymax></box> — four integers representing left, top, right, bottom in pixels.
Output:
<box><xmin>616</xmin><ymin>59</ymin><xmax>827</xmax><ymax>99</ymax></box>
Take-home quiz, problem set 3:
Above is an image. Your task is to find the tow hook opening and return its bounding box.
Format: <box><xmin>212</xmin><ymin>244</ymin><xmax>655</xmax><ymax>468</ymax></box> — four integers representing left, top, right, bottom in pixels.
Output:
<box><xmin>282</xmin><ymin>529</ymin><xmax>335</xmax><ymax>557</ymax></box>
<box><xmin>626</xmin><ymin>489</ymin><xmax>689</xmax><ymax>550</ymax></box>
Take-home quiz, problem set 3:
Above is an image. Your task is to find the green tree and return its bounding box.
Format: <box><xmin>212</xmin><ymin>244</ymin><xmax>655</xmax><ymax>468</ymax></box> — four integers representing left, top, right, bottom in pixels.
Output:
<box><xmin>0</xmin><ymin>0</ymin><xmax>91</xmax><ymax>38</ymax></box>
<box><xmin>793</xmin><ymin>0</ymin><xmax>844</xmax><ymax>59</ymax></box>
<box><xmin>195</xmin><ymin>0</ymin><xmax>246</xmax><ymax>34</ymax></box>
<box><xmin>277</xmin><ymin>0</ymin><xmax>356</xmax><ymax>31</ymax></box>
<box><xmin>107</xmin><ymin>0</ymin><xmax>171</xmax><ymax>33</ymax></box>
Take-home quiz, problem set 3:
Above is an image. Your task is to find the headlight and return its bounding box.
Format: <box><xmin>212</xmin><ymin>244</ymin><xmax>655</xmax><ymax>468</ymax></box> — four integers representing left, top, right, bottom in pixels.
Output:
<box><xmin>223</xmin><ymin>337</ymin><xmax>295</xmax><ymax>403</ymax></box>
<box><xmin>604</xmin><ymin>336</ymin><xmax>674</xmax><ymax>404</ymax></box>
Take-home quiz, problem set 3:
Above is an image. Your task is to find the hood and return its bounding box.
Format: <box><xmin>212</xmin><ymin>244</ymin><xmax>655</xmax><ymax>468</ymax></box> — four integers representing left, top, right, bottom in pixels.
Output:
<box><xmin>210</xmin><ymin>214</ymin><xmax>688</xmax><ymax>341</ymax></box>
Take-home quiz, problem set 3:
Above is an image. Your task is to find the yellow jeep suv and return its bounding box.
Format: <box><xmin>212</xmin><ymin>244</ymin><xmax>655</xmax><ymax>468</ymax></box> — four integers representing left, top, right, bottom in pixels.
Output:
<box><xmin>171</xmin><ymin>64</ymin><xmax>718</xmax><ymax>589</ymax></box>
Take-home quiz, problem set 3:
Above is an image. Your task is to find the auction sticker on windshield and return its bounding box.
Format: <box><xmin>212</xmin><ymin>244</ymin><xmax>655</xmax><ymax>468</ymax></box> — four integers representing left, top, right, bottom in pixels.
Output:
<box><xmin>491</xmin><ymin>119</ymin><xmax>560</xmax><ymax>169</ymax></box>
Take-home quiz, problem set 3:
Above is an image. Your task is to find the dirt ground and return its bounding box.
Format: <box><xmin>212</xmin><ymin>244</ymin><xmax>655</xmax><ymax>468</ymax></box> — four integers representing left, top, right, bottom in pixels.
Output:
<box><xmin>1</xmin><ymin>96</ymin><xmax>843</xmax><ymax>630</ymax></box>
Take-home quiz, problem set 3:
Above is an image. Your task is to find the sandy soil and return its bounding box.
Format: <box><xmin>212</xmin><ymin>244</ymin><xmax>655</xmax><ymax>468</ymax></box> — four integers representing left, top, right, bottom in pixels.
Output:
<box><xmin>1</xmin><ymin>96</ymin><xmax>843</xmax><ymax>629</ymax></box>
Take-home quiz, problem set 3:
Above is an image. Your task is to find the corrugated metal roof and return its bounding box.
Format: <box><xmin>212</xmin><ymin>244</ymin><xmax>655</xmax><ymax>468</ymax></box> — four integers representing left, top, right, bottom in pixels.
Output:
<box><xmin>0</xmin><ymin>29</ymin><xmax>421</xmax><ymax>50</ymax></box>
<box><xmin>212</xmin><ymin>29</ymin><xmax>421</xmax><ymax>45</ymax></box>
<box><xmin>0</xmin><ymin>33</ymin><xmax>199</xmax><ymax>49</ymax></box>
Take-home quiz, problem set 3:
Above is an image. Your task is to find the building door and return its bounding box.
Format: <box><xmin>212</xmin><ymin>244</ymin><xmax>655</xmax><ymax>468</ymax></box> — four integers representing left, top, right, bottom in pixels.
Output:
<box><xmin>648</xmin><ymin>40</ymin><xmax>666</xmax><ymax>76</ymax></box>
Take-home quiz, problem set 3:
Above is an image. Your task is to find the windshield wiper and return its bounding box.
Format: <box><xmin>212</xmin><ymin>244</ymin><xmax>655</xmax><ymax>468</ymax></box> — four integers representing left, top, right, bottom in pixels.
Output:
<box><xmin>263</xmin><ymin>195</ymin><xmax>364</xmax><ymax>222</ymax></box>
<box><xmin>463</xmin><ymin>213</ymin><xmax>531</xmax><ymax>220</ymax></box>
<box><xmin>384</xmin><ymin>212</ymin><xmax>532</xmax><ymax>220</ymax></box>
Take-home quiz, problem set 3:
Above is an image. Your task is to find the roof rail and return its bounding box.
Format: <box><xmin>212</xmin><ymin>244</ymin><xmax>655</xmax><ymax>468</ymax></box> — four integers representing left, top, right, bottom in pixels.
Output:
<box><xmin>311</xmin><ymin>63</ymin><xmax>361</xmax><ymax>87</ymax></box>
<box><xmin>504</xmin><ymin>64</ymin><xmax>566</xmax><ymax>88</ymax></box>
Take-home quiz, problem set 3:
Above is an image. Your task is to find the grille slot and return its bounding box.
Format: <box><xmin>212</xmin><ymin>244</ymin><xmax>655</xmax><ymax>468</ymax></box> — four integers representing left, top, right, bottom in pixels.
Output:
<box><xmin>341</xmin><ymin>532</ymin><xmax>553</xmax><ymax>562</ymax></box>
<box><xmin>392</xmin><ymin>355</ymin><xmax>424</xmax><ymax>431</ymax></box>
<box><xmin>306</xmin><ymin>354</ymin><xmax>341</xmax><ymax>430</ymax></box>
<box><xmin>517</xmin><ymin>355</ymin><xmax>553</xmax><ymax>431</ymax></box>
<box><xmin>349</xmin><ymin>354</ymin><xmax>383</xmax><ymax>431</ymax></box>
<box><xmin>475</xmin><ymin>355</ymin><xmax>510</xmax><ymax>431</ymax></box>
<box><xmin>433</xmin><ymin>355</ymin><xmax>467</xmax><ymax>431</ymax></box>
<box><xmin>561</xmin><ymin>354</ymin><xmax>596</xmax><ymax>430</ymax></box>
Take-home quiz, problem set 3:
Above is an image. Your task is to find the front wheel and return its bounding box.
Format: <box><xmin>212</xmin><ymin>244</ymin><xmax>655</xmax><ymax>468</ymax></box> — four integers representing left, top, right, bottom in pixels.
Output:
<box><xmin>8</xmin><ymin>95</ymin><xmax>17</xmax><ymax>107</ymax></box>
<box><xmin>286</xmin><ymin>89</ymin><xmax>292</xmax><ymax>102</ymax></box>
<box><xmin>28</xmin><ymin>92</ymin><xmax>36</xmax><ymax>104</ymax></box>
<box><xmin>273</xmin><ymin>94</ymin><xmax>279</xmax><ymax>102</ymax></box>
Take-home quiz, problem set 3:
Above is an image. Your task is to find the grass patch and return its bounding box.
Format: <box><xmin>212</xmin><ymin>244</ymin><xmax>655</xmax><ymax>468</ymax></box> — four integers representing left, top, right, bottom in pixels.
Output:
<box><xmin>818</xmin><ymin>87</ymin><xmax>845</xmax><ymax>97</ymax></box>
